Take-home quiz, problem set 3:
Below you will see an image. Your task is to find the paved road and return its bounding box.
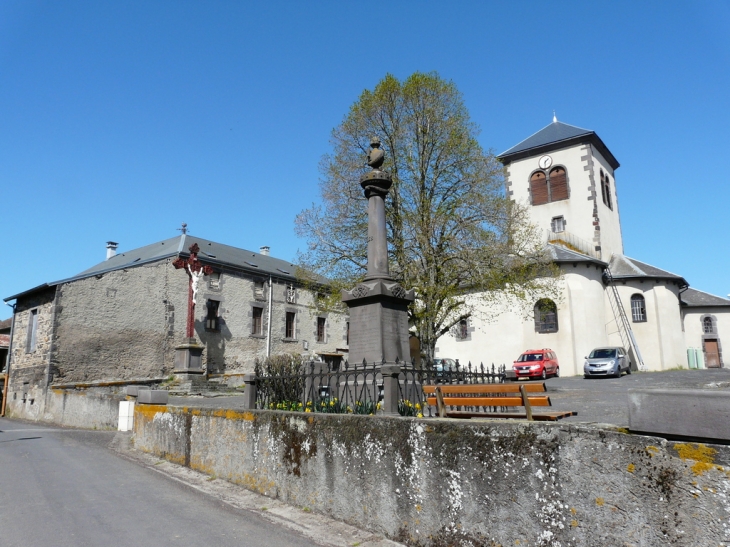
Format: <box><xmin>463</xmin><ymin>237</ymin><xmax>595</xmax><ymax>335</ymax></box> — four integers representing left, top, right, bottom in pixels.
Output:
<box><xmin>0</xmin><ymin>419</ymin><xmax>316</xmax><ymax>547</ymax></box>
<box><xmin>538</xmin><ymin>368</ymin><xmax>730</xmax><ymax>426</ymax></box>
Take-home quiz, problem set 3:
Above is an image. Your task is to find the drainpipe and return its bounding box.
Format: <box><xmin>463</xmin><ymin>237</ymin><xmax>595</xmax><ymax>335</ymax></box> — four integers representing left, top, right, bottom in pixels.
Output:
<box><xmin>1</xmin><ymin>302</ymin><xmax>16</xmax><ymax>417</ymax></box>
<box><xmin>266</xmin><ymin>276</ymin><xmax>273</xmax><ymax>358</ymax></box>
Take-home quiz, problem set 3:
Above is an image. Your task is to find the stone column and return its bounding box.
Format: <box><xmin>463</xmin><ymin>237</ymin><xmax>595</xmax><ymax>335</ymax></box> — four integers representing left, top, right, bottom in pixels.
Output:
<box><xmin>342</xmin><ymin>138</ymin><xmax>415</xmax><ymax>366</ymax></box>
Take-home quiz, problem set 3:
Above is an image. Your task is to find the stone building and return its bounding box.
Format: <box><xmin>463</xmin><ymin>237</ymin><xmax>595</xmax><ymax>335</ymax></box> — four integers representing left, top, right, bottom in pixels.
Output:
<box><xmin>3</xmin><ymin>235</ymin><xmax>349</xmax><ymax>412</ymax></box>
<box><xmin>436</xmin><ymin>119</ymin><xmax>730</xmax><ymax>374</ymax></box>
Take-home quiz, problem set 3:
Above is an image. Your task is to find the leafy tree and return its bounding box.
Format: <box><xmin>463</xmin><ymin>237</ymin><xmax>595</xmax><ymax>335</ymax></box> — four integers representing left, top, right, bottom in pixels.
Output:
<box><xmin>296</xmin><ymin>72</ymin><xmax>559</xmax><ymax>360</ymax></box>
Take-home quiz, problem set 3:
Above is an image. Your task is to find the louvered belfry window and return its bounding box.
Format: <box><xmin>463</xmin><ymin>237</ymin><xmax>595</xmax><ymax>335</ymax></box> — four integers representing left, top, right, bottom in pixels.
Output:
<box><xmin>530</xmin><ymin>171</ymin><xmax>549</xmax><ymax>205</ymax></box>
<box><xmin>530</xmin><ymin>168</ymin><xmax>568</xmax><ymax>205</ymax></box>
<box><xmin>549</xmin><ymin>167</ymin><xmax>568</xmax><ymax>201</ymax></box>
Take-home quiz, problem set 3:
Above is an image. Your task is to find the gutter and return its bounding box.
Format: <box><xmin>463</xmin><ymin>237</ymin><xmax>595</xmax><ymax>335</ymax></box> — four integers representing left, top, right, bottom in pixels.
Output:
<box><xmin>266</xmin><ymin>275</ymin><xmax>273</xmax><ymax>358</ymax></box>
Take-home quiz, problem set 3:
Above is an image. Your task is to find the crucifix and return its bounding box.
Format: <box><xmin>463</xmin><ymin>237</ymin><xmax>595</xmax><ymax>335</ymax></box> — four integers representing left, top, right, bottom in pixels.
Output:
<box><xmin>173</xmin><ymin>243</ymin><xmax>213</xmax><ymax>339</ymax></box>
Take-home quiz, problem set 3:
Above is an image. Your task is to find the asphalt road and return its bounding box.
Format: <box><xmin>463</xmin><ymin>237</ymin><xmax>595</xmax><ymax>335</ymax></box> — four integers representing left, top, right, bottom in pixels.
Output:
<box><xmin>537</xmin><ymin>367</ymin><xmax>730</xmax><ymax>426</ymax></box>
<box><xmin>0</xmin><ymin>419</ymin><xmax>317</xmax><ymax>547</ymax></box>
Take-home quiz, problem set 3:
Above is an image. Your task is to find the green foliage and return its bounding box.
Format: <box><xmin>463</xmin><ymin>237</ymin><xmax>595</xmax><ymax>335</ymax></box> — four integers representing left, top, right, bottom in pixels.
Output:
<box><xmin>255</xmin><ymin>353</ymin><xmax>307</xmax><ymax>406</ymax></box>
<box><xmin>296</xmin><ymin>72</ymin><xmax>560</xmax><ymax>357</ymax></box>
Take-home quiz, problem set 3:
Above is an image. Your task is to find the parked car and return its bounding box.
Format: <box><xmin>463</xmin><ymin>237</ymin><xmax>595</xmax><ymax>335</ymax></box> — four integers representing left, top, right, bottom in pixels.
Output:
<box><xmin>583</xmin><ymin>347</ymin><xmax>631</xmax><ymax>378</ymax></box>
<box><xmin>432</xmin><ymin>358</ymin><xmax>459</xmax><ymax>382</ymax></box>
<box><xmin>512</xmin><ymin>349</ymin><xmax>559</xmax><ymax>380</ymax></box>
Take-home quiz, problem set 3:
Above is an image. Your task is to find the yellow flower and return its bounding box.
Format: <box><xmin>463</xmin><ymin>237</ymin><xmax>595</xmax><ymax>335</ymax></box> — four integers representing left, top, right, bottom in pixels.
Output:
<box><xmin>305</xmin><ymin>408</ymin><xmax>312</xmax><ymax>413</ymax></box>
<box><xmin>376</xmin><ymin>402</ymin><xmax>382</xmax><ymax>410</ymax></box>
<box><xmin>329</xmin><ymin>400</ymin><xmax>335</xmax><ymax>406</ymax></box>
<box><xmin>415</xmin><ymin>403</ymin><xmax>421</xmax><ymax>410</ymax></box>
<box><xmin>417</xmin><ymin>413</ymin><xmax>423</xmax><ymax>418</ymax></box>
<box><xmin>347</xmin><ymin>406</ymin><xmax>353</xmax><ymax>413</ymax></box>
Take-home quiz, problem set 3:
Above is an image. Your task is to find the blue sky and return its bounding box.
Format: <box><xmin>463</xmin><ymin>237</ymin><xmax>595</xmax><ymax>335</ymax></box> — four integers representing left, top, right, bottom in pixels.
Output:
<box><xmin>2</xmin><ymin>1</ymin><xmax>729</xmax><ymax>313</ymax></box>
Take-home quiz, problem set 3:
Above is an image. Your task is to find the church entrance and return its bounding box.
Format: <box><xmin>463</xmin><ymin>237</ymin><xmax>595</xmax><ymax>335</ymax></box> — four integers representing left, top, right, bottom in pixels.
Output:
<box><xmin>705</xmin><ymin>339</ymin><xmax>721</xmax><ymax>368</ymax></box>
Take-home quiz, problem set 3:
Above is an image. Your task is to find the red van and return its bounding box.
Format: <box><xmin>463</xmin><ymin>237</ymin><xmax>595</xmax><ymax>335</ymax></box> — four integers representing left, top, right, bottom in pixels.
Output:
<box><xmin>512</xmin><ymin>349</ymin><xmax>560</xmax><ymax>380</ymax></box>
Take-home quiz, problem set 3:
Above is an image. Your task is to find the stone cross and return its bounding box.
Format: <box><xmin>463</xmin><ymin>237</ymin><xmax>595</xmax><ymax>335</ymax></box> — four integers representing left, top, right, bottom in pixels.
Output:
<box><xmin>173</xmin><ymin>243</ymin><xmax>213</xmax><ymax>339</ymax></box>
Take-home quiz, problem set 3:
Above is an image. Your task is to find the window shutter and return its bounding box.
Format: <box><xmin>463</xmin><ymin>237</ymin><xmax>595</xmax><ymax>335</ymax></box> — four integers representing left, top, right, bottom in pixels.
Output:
<box><xmin>530</xmin><ymin>172</ymin><xmax>548</xmax><ymax>205</ymax></box>
<box><xmin>549</xmin><ymin>167</ymin><xmax>568</xmax><ymax>201</ymax></box>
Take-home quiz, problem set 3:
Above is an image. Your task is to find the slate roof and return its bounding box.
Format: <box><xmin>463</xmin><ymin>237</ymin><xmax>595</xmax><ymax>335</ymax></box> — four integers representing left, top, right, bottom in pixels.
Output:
<box><xmin>681</xmin><ymin>288</ymin><xmax>730</xmax><ymax>308</ymax></box>
<box><xmin>5</xmin><ymin>235</ymin><xmax>313</xmax><ymax>302</ymax></box>
<box><xmin>547</xmin><ymin>244</ymin><xmax>607</xmax><ymax>266</ymax></box>
<box><xmin>0</xmin><ymin>318</ymin><xmax>11</xmax><ymax>331</ymax></box>
<box><xmin>498</xmin><ymin>121</ymin><xmax>620</xmax><ymax>170</ymax></box>
<box><xmin>608</xmin><ymin>255</ymin><xmax>687</xmax><ymax>286</ymax></box>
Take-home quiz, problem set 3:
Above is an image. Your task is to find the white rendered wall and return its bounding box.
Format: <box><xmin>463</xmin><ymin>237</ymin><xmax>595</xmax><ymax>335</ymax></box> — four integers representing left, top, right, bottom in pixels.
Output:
<box><xmin>608</xmin><ymin>281</ymin><xmax>686</xmax><ymax>370</ymax></box>
<box><xmin>506</xmin><ymin>143</ymin><xmax>624</xmax><ymax>260</ymax></box>
<box><xmin>435</xmin><ymin>264</ymin><xmax>608</xmax><ymax>377</ymax></box>
<box><xmin>683</xmin><ymin>307</ymin><xmax>730</xmax><ymax>367</ymax></box>
<box><xmin>590</xmin><ymin>148</ymin><xmax>624</xmax><ymax>259</ymax></box>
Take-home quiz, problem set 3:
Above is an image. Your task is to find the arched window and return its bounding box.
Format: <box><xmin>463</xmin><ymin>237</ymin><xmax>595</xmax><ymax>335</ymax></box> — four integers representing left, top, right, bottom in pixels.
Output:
<box><xmin>530</xmin><ymin>168</ymin><xmax>569</xmax><ymax>206</ymax></box>
<box><xmin>703</xmin><ymin>317</ymin><xmax>715</xmax><ymax>334</ymax></box>
<box><xmin>534</xmin><ymin>299</ymin><xmax>558</xmax><ymax>333</ymax></box>
<box><xmin>630</xmin><ymin>294</ymin><xmax>646</xmax><ymax>323</ymax></box>
<box><xmin>549</xmin><ymin>166</ymin><xmax>568</xmax><ymax>201</ymax></box>
<box><xmin>600</xmin><ymin>170</ymin><xmax>613</xmax><ymax>210</ymax></box>
<box><xmin>530</xmin><ymin>171</ymin><xmax>548</xmax><ymax>205</ymax></box>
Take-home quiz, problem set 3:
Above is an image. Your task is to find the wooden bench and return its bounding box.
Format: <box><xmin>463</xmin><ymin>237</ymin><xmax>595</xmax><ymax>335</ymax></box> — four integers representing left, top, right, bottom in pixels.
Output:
<box><xmin>423</xmin><ymin>383</ymin><xmax>577</xmax><ymax>421</ymax></box>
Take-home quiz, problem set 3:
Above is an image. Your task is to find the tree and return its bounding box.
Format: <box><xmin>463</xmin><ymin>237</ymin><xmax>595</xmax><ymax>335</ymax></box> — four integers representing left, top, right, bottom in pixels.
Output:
<box><xmin>295</xmin><ymin>72</ymin><xmax>559</xmax><ymax>360</ymax></box>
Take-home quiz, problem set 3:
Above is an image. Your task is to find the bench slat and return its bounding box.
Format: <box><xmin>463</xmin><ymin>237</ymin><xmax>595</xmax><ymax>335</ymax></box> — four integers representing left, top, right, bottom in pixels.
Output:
<box><xmin>426</xmin><ymin>396</ymin><xmax>551</xmax><ymax>407</ymax></box>
<box><xmin>423</xmin><ymin>383</ymin><xmax>546</xmax><ymax>395</ymax></box>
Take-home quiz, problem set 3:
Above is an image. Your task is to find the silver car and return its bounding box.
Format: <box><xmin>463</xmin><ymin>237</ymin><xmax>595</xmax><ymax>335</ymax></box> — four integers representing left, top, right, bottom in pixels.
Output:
<box><xmin>583</xmin><ymin>347</ymin><xmax>631</xmax><ymax>378</ymax></box>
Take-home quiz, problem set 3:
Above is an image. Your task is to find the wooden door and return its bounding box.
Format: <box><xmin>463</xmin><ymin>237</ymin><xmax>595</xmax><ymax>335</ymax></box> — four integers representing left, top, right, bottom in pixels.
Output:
<box><xmin>705</xmin><ymin>339</ymin><xmax>720</xmax><ymax>368</ymax></box>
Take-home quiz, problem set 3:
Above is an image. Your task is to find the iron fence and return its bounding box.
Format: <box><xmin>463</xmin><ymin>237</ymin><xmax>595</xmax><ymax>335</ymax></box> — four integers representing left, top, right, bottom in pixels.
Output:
<box><xmin>252</xmin><ymin>357</ymin><xmax>506</xmax><ymax>417</ymax></box>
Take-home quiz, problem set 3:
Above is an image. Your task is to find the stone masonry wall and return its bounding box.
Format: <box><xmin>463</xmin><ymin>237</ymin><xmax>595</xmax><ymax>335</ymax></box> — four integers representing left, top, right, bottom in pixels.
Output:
<box><xmin>7</xmin><ymin>287</ymin><xmax>56</xmax><ymax>404</ymax></box>
<box><xmin>134</xmin><ymin>406</ymin><xmax>730</xmax><ymax>547</ymax></box>
<box><xmin>9</xmin><ymin>258</ymin><xmax>349</xmax><ymax>390</ymax></box>
<box><xmin>52</xmin><ymin>260</ymin><xmax>187</xmax><ymax>383</ymax></box>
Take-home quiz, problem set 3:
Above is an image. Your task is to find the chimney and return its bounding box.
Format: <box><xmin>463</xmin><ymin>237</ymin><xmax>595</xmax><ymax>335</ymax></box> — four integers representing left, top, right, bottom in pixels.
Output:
<box><xmin>259</xmin><ymin>246</ymin><xmax>270</xmax><ymax>256</ymax></box>
<box><xmin>106</xmin><ymin>241</ymin><xmax>118</xmax><ymax>260</ymax></box>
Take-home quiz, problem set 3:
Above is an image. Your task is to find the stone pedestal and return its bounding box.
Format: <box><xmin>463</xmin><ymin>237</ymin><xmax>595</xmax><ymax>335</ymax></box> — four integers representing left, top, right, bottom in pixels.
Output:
<box><xmin>342</xmin><ymin>279</ymin><xmax>414</xmax><ymax>366</ymax></box>
<box><xmin>174</xmin><ymin>339</ymin><xmax>204</xmax><ymax>373</ymax></box>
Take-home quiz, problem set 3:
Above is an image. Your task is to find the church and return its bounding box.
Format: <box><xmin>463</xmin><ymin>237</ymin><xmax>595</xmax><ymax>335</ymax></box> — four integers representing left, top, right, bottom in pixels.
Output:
<box><xmin>435</xmin><ymin>119</ymin><xmax>730</xmax><ymax>375</ymax></box>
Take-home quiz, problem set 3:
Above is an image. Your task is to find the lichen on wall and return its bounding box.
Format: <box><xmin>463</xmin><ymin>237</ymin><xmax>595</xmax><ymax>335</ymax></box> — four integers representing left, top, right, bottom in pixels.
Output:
<box><xmin>134</xmin><ymin>407</ymin><xmax>730</xmax><ymax>547</ymax></box>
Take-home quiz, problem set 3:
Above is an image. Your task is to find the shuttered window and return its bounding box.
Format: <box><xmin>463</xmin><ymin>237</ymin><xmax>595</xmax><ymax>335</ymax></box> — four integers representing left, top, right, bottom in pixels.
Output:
<box><xmin>530</xmin><ymin>168</ymin><xmax>569</xmax><ymax>205</ymax></box>
<box><xmin>549</xmin><ymin>167</ymin><xmax>568</xmax><ymax>201</ymax></box>
<box><xmin>530</xmin><ymin>171</ymin><xmax>548</xmax><ymax>205</ymax></box>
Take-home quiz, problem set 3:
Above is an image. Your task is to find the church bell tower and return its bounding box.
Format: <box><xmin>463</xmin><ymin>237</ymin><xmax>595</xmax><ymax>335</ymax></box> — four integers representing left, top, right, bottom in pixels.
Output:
<box><xmin>497</xmin><ymin>118</ymin><xmax>623</xmax><ymax>261</ymax></box>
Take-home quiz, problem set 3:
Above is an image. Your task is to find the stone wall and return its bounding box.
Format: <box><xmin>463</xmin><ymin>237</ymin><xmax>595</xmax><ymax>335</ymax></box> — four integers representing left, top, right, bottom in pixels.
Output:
<box><xmin>7</xmin><ymin>287</ymin><xmax>56</xmax><ymax>401</ymax></box>
<box><xmin>53</xmin><ymin>260</ymin><xmax>185</xmax><ymax>383</ymax></box>
<box><xmin>8</xmin><ymin>259</ymin><xmax>349</xmax><ymax>392</ymax></box>
<box><xmin>133</xmin><ymin>406</ymin><xmax>730</xmax><ymax>547</ymax></box>
<box><xmin>5</xmin><ymin>386</ymin><xmax>125</xmax><ymax>429</ymax></box>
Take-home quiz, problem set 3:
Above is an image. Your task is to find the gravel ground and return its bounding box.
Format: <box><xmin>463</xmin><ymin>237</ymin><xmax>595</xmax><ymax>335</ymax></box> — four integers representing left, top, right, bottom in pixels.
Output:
<box><xmin>170</xmin><ymin>368</ymin><xmax>730</xmax><ymax>428</ymax></box>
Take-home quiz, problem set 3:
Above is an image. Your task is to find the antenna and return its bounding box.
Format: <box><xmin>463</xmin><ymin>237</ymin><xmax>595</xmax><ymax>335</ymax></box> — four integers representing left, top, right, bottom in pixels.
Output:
<box><xmin>177</xmin><ymin>222</ymin><xmax>188</xmax><ymax>235</ymax></box>
<box><xmin>553</xmin><ymin>110</ymin><xmax>557</xmax><ymax>123</ymax></box>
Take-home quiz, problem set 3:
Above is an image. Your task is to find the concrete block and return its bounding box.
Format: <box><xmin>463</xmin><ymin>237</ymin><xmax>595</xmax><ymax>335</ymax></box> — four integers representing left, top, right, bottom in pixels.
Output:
<box><xmin>126</xmin><ymin>385</ymin><xmax>149</xmax><ymax>397</ymax></box>
<box><xmin>628</xmin><ymin>388</ymin><xmax>730</xmax><ymax>442</ymax></box>
<box><xmin>118</xmin><ymin>401</ymin><xmax>135</xmax><ymax>431</ymax></box>
<box><xmin>137</xmin><ymin>390</ymin><xmax>169</xmax><ymax>405</ymax></box>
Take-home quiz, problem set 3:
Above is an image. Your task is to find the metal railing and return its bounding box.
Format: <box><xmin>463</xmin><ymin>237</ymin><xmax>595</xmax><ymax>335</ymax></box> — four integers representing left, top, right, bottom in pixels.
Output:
<box><xmin>246</xmin><ymin>358</ymin><xmax>506</xmax><ymax>418</ymax></box>
<box><xmin>546</xmin><ymin>229</ymin><xmax>601</xmax><ymax>259</ymax></box>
